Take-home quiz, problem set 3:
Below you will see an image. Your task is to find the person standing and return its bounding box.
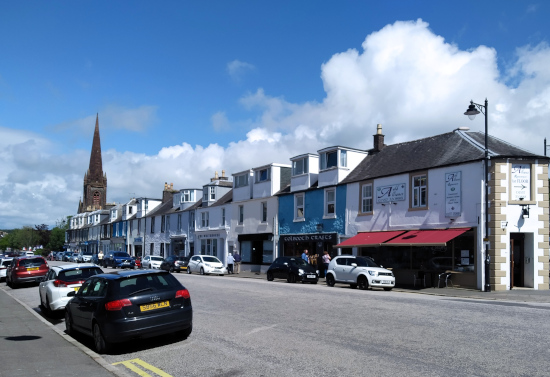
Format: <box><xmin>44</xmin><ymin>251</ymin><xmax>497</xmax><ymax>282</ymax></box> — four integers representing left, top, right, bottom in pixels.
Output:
<box><xmin>322</xmin><ymin>250</ymin><xmax>331</xmax><ymax>277</ymax></box>
<box><xmin>98</xmin><ymin>250</ymin><xmax>104</xmax><ymax>266</ymax></box>
<box><xmin>301</xmin><ymin>249</ymin><xmax>309</xmax><ymax>263</ymax></box>
<box><xmin>233</xmin><ymin>250</ymin><xmax>241</xmax><ymax>274</ymax></box>
<box><xmin>227</xmin><ymin>252</ymin><xmax>235</xmax><ymax>274</ymax></box>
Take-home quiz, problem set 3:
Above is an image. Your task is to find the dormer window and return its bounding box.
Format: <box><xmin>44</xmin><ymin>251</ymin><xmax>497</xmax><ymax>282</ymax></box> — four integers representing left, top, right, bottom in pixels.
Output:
<box><xmin>234</xmin><ymin>174</ymin><xmax>249</xmax><ymax>188</ymax></box>
<box><xmin>320</xmin><ymin>149</ymin><xmax>347</xmax><ymax>170</ymax></box>
<box><xmin>210</xmin><ymin>187</ymin><xmax>215</xmax><ymax>200</ymax></box>
<box><xmin>255</xmin><ymin>167</ymin><xmax>271</xmax><ymax>183</ymax></box>
<box><xmin>128</xmin><ymin>206</ymin><xmax>133</xmax><ymax>214</ymax></box>
<box><xmin>292</xmin><ymin>158</ymin><xmax>308</xmax><ymax>176</ymax></box>
<box><xmin>182</xmin><ymin>190</ymin><xmax>194</xmax><ymax>202</ymax></box>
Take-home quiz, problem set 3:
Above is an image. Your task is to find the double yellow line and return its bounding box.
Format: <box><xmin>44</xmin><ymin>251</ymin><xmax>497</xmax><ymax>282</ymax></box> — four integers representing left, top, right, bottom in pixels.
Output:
<box><xmin>113</xmin><ymin>358</ymin><xmax>173</xmax><ymax>377</ymax></box>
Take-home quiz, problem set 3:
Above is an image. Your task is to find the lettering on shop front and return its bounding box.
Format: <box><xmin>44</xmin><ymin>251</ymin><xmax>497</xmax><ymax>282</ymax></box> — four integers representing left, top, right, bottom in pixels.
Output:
<box><xmin>281</xmin><ymin>234</ymin><xmax>336</xmax><ymax>243</ymax></box>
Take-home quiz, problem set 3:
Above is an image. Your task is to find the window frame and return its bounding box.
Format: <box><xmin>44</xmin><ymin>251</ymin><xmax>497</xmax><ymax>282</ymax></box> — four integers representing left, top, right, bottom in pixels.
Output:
<box><xmin>201</xmin><ymin>212</ymin><xmax>209</xmax><ymax>228</ymax></box>
<box><xmin>238</xmin><ymin>205</ymin><xmax>244</xmax><ymax>225</ymax></box>
<box><xmin>261</xmin><ymin>202</ymin><xmax>268</xmax><ymax>223</ymax></box>
<box><xmin>294</xmin><ymin>193</ymin><xmax>305</xmax><ymax>221</ymax></box>
<box><xmin>324</xmin><ymin>188</ymin><xmax>336</xmax><ymax>218</ymax></box>
<box><xmin>359</xmin><ymin>181</ymin><xmax>373</xmax><ymax>215</ymax></box>
<box><xmin>410</xmin><ymin>172</ymin><xmax>428</xmax><ymax>209</ymax></box>
<box><xmin>234</xmin><ymin>174</ymin><xmax>249</xmax><ymax>188</ymax></box>
<box><xmin>292</xmin><ymin>158</ymin><xmax>308</xmax><ymax>176</ymax></box>
<box><xmin>255</xmin><ymin>167</ymin><xmax>271</xmax><ymax>183</ymax></box>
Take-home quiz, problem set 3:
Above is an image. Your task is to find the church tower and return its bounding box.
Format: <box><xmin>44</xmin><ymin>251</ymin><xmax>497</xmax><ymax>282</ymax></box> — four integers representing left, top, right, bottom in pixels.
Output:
<box><xmin>78</xmin><ymin>114</ymin><xmax>108</xmax><ymax>213</ymax></box>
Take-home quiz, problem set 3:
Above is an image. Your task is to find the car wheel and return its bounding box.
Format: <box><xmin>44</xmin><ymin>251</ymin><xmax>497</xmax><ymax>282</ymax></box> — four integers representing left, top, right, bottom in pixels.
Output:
<box><xmin>383</xmin><ymin>287</ymin><xmax>393</xmax><ymax>291</ymax></box>
<box><xmin>287</xmin><ymin>273</ymin><xmax>296</xmax><ymax>283</ymax></box>
<box><xmin>40</xmin><ymin>294</ymin><xmax>49</xmax><ymax>314</ymax></box>
<box><xmin>65</xmin><ymin>311</ymin><xmax>74</xmax><ymax>336</ymax></box>
<box><xmin>169</xmin><ymin>267</ymin><xmax>174</xmax><ymax>273</ymax></box>
<box><xmin>219</xmin><ymin>274</ymin><xmax>224</xmax><ymax>276</ymax></box>
<box><xmin>176</xmin><ymin>324</ymin><xmax>192</xmax><ymax>340</ymax></box>
<box><xmin>93</xmin><ymin>322</ymin><xmax>111</xmax><ymax>354</ymax></box>
<box><xmin>200</xmin><ymin>267</ymin><xmax>205</xmax><ymax>275</ymax></box>
<box><xmin>187</xmin><ymin>267</ymin><xmax>192</xmax><ymax>274</ymax></box>
<box><xmin>266</xmin><ymin>272</ymin><xmax>274</xmax><ymax>281</ymax></box>
<box><xmin>357</xmin><ymin>276</ymin><xmax>368</xmax><ymax>290</ymax></box>
<box><xmin>326</xmin><ymin>274</ymin><xmax>335</xmax><ymax>287</ymax></box>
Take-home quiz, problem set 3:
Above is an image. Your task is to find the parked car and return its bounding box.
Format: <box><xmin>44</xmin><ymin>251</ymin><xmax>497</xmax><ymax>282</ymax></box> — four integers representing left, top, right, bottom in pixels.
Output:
<box><xmin>24</xmin><ymin>251</ymin><xmax>35</xmax><ymax>257</ymax></box>
<box><xmin>0</xmin><ymin>257</ymin><xmax>13</xmax><ymax>281</ymax></box>
<box><xmin>266</xmin><ymin>256</ymin><xmax>319</xmax><ymax>284</ymax></box>
<box><xmin>103</xmin><ymin>251</ymin><xmax>135</xmax><ymax>269</ymax></box>
<box><xmin>186</xmin><ymin>255</ymin><xmax>227</xmax><ymax>276</ymax></box>
<box><xmin>56</xmin><ymin>252</ymin><xmax>65</xmax><ymax>261</ymax></box>
<box><xmin>65</xmin><ymin>269</ymin><xmax>193</xmax><ymax>353</ymax></box>
<box><xmin>160</xmin><ymin>256</ymin><xmax>189</xmax><ymax>273</ymax></box>
<box><xmin>38</xmin><ymin>263</ymin><xmax>103</xmax><ymax>314</ymax></box>
<box><xmin>69</xmin><ymin>253</ymin><xmax>80</xmax><ymax>263</ymax></box>
<box><xmin>141</xmin><ymin>255</ymin><xmax>164</xmax><ymax>269</ymax></box>
<box><xmin>5</xmin><ymin>256</ymin><xmax>49</xmax><ymax>288</ymax></box>
<box><xmin>63</xmin><ymin>251</ymin><xmax>73</xmax><ymax>261</ymax></box>
<box><xmin>78</xmin><ymin>252</ymin><xmax>93</xmax><ymax>263</ymax></box>
<box><xmin>325</xmin><ymin>256</ymin><xmax>395</xmax><ymax>291</ymax></box>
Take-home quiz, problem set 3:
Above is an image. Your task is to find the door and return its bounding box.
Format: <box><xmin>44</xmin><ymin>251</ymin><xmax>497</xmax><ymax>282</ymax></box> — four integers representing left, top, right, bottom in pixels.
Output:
<box><xmin>510</xmin><ymin>233</ymin><xmax>525</xmax><ymax>288</ymax></box>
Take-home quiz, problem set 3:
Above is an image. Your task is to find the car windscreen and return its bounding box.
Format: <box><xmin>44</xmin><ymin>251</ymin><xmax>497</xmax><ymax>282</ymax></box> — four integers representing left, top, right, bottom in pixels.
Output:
<box><xmin>59</xmin><ymin>268</ymin><xmax>103</xmax><ymax>282</ymax></box>
<box><xmin>151</xmin><ymin>256</ymin><xmax>164</xmax><ymax>261</ymax></box>
<box><xmin>355</xmin><ymin>257</ymin><xmax>379</xmax><ymax>268</ymax></box>
<box><xmin>2</xmin><ymin>260</ymin><xmax>11</xmax><ymax>267</ymax></box>
<box><xmin>19</xmin><ymin>258</ymin><xmax>45</xmax><ymax>267</ymax></box>
<box><xmin>117</xmin><ymin>273</ymin><xmax>181</xmax><ymax>297</ymax></box>
<box><xmin>289</xmin><ymin>258</ymin><xmax>308</xmax><ymax>266</ymax></box>
<box><xmin>114</xmin><ymin>252</ymin><xmax>131</xmax><ymax>257</ymax></box>
<box><xmin>202</xmin><ymin>256</ymin><xmax>220</xmax><ymax>263</ymax></box>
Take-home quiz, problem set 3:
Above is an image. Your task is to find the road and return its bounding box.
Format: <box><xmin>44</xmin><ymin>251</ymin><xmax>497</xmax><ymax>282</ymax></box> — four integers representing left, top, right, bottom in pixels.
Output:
<box><xmin>4</xmin><ymin>261</ymin><xmax>550</xmax><ymax>376</ymax></box>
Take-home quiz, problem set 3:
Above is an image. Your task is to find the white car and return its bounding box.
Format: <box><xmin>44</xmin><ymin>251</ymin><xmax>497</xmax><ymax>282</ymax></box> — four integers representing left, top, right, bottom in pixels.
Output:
<box><xmin>325</xmin><ymin>255</ymin><xmax>395</xmax><ymax>291</ymax></box>
<box><xmin>141</xmin><ymin>255</ymin><xmax>164</xmax><ymax>269</ymax></box>
<box><xmin>38</xmin><ymin>263</ymin><xmax>103</xmax><ymax>314</ymax></box>
<box><xmin>187</xmin><ymin>255</ymin><xmax>227</xmax><ymax>276</ymax></box>
<box><xmin>0</xmin><ymin>257</ymin><xmax>13</xmax><ymax>281</ymax></box>
<box><xmin>77</xmin><ymin>252</ymin><xmax>92</xmax><ymax>263</ymax></box>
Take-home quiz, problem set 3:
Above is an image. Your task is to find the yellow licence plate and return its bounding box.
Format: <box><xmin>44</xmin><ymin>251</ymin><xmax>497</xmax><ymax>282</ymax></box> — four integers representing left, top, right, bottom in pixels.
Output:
<box><xmin>27</xmin><ymin>267</ymin><xmax>39</xmax><ymax>271</ymax></box>
<box><xmin>140</xmin><ymin>301</ymin><xmax>170</xmax><ymax>312</ymax></box>
<box><xmin>74</xmin><ymin>287</ymin><xmax>80</xmax><ymax>291</ymax></box>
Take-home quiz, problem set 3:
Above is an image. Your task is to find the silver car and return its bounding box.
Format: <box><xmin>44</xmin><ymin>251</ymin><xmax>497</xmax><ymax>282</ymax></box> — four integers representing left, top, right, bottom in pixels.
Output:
<box><xmin>186</xmin><ymin>255</ymin><xmax>227</xmax><ymax>276</ymax></box>
<box><xmin>325</xmin><ymin>256</ymin><xmax>395</xmax><ymax>291</ymax></box>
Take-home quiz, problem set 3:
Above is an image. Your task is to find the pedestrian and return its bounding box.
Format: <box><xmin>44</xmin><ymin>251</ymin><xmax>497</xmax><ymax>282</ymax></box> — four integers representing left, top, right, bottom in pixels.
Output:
<box><xmin>98</xmin><ymin>250</ymin><xmax>104</xmax><ymax>266</ymax></box>
<box><xmin>227</xmin><ymin>252</ymin><xmax>235</xmax><ymax>274</ymax></box>
<box><xmin>233</xmin><ymin>250</ymin><xmax>241</xmax><ymax>274</ymax></box>
<box><xmin>302</xmin><ymin>249</ymin><xmax>309</xmax><ymax>263</ymax></box>
<box><xmin>322</xmin><ymin>250</ymin><xmax>331</xmax><ymax>277</ymax></box>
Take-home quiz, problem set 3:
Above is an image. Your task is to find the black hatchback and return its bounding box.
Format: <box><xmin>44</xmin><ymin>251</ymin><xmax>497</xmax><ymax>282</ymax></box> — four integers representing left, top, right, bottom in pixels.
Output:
<box><xmin>65</xmin><ymin>270</ymin><xmax>192</xmax><ymax>353</ymax></box>
<box><xmin>266</xmin><ymin>257</ymin><xmax>319</xmax><ymax>284</ymax></box>
<box><xmin>160</xmin><ymin>255</ymin><xmax>189</xmax><ymax>273</ymax></box>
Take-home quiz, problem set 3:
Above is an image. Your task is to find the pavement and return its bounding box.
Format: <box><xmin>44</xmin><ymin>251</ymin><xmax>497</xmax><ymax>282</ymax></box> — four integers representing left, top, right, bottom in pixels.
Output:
<box><xmin>2</xmin><ymin>272</ymin><xmax>550</xmax><ymax>377</ymax></box>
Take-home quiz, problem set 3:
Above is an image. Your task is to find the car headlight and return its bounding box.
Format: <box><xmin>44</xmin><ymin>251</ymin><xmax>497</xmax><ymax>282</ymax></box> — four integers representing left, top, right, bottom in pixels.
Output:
<box><xmin>205</xmin><ymin>263</ymin><xmax>212</xmax><ymax>268</ymax></box>
<box><xmin>298</xmin><ymin>269</ymin><xmax>305</xmax><ymax>275</ymax></box>
<box><xmin>368</xmin><ymin>270</ymin><xmax>377</xmax><ymax>276</ymax></box>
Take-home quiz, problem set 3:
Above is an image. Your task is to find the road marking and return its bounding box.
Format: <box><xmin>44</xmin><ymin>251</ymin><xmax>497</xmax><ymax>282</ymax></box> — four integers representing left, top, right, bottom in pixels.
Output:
<box><xmin>246</xmin><ymin>323</ymin><xmax>277</xmax><ymax>335</ymax></box>
<box><xmin>113</xmin><ymin>358</ymin><xmax>173</xmax><ymax>377</ymax></box>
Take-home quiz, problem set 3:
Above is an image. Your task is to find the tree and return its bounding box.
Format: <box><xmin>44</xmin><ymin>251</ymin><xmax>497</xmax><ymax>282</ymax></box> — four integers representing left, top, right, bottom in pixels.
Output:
<box><xmin>35</xmin><ymin>224</ymin><xmax>50</xmax><ymax>249</ymax></box>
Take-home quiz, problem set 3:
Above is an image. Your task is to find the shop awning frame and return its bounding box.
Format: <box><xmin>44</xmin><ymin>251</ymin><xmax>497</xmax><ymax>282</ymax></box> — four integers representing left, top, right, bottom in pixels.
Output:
<box><xmin>383</xmin><ymin>228</ymin><xmax>471</xmax><ymax>247</ymax></box>
<box><xmin>335</xmin><ymin>231</ymin><xmax>407</xmax><ymax>248</ymax></box>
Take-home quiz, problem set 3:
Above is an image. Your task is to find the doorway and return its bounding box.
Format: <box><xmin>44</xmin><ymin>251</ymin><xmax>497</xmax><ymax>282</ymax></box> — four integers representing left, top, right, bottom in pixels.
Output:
<box><xmin>510</xmin><ymin>233</ymin><xmax>525</xmax><ymax>288</ymax></box>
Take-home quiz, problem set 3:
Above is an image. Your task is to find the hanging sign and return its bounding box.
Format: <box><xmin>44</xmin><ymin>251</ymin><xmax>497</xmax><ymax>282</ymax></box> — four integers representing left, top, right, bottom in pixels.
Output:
<box><xmin>445</xmin><ymin>171</ymin><xmax>461</xmax><ymax>217</ymax></box>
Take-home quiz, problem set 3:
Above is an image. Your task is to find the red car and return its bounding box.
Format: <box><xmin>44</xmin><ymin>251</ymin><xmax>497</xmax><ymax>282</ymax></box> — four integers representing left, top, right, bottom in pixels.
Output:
<box><xmin>6</xmin><ymin>256</ymin><xmax>49</xmax><ymax>288</ymax></box>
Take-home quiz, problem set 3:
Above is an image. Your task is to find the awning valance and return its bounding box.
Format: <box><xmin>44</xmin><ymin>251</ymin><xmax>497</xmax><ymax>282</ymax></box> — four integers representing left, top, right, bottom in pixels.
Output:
<box><xmin>335</xmin><ymin>231</ymin><xmax>407</xmax><ymax>248</ymax></box>
<box><xmin>384</xmin><ymin>228</ymin><xmax>471</xmax><ymax>247</ymax></box>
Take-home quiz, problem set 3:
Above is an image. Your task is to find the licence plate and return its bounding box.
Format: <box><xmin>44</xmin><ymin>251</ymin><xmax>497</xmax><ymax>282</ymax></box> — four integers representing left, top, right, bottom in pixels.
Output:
<box><xmin>140</xmin><ymin>301</ymin><xmax>170</xmax><ymax>312</ymax></box>
<box><xmin>382</xmin><ymin>280</ymin><xmax>392</xmax><ymax>284</ymax></box>
<box><xmin>27</xmin><ymin>267</ymin><xmax>39</xmax><ymax>271</ymax></box>
<box><xmin>73</xmin><ymin>287</ymin><xmax>80</xmax><ymax>291</ymax></box>
<box><xmin>307</xmin><ymin>275</ymin><xmax>316</xmax><ymax>279</ymax></box>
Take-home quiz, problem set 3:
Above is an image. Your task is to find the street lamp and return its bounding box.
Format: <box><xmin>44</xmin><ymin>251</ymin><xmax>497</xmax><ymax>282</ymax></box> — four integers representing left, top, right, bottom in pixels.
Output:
<box><xmin>464</xmin><ymin>99</ymin><xmax>491</xmax><ymax>292</ymax></box>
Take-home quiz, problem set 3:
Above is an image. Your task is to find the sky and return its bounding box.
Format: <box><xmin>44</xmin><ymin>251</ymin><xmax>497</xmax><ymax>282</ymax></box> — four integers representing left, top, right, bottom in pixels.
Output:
<box><xmin>1</xmin><ymin>1</ymin><xmax>549</xmax><ymax>229</ymax></box>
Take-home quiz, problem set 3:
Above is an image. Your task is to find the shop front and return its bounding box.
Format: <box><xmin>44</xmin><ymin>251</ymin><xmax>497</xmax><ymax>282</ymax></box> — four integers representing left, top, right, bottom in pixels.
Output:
<box><xmin>237</xmin><ymin>233</ymin><xmax>274</xmax><ymax>272</ymax></box>
<box><xmin>110</xmin><ymin>237</ymin><xmax>125</xmax><ymax>252</ymax></box>
<box><xmin>280</xmin><ymin>233</ymin><xmax>339</xmax><ymax>277</ymax></box>
<box><xmin>170</xmin><ymin>236</ymin><xmax>186</xmax><ymax>257</ymax></box>
<box><xmin>196</xmin><ymin>230</ymin><xmax>227</xmax><ymax>260</ymax></box>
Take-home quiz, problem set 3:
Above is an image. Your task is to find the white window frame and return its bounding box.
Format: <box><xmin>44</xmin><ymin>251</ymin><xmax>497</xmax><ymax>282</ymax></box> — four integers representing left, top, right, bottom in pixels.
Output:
<box><xmin>324</xmin><ymin>188</ymin><xmax>336</xmax><ymax>218</ymax></box>
<box><xmin>360</xmin><ymin>182</ymin><xmax>373</xmax><ymax>214</ymax></box>
<box><xmin>255</xmin><ymin>167</ymin><xmax>271</xmax><ymax>183</ymax></box>
<box><xmin>292</xmin><ymin>158</ymin><xmax>308</xmax><ymax>176</ymax></box>
<box><xmin>210</xmin><ymin>186</ymin><xmax>215</xmax><ymax>201</ymax></box>
<box><xmin>238</xmin><ymin>205</ymin><xmax>244</xmax><ymax>225</ymax></box>
<box><xmin>261</xmin><ymin>202</ymin><xmax>268</xmax><ymax>223</ymax></box>
<box><xmin>294</xmin><ymin>193</ymin><xmax>305</xmax><ymax>221</ymax></box>
<box><xmin>234</xmin><ymin>174</ymin><xmax>249</xmax><ymax>188</ymax></box>
<box><xmin>321</xmin><ymin>151</ymin><xmax>338</xmax><ymax>170</ymax></box>
<box><xmin>411</xmin><ymin>173</ymin><xmax>428</xmax><ymax>208</ymax></box>
<box><xmin>201</xmin><ymin>212</ymin><xmax>209</xmax><ymax>228</ymax></box>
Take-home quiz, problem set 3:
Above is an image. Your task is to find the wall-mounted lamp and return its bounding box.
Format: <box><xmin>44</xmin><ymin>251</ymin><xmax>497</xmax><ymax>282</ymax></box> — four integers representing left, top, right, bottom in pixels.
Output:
<box><xmin>449</xmin><ymin>218</ymin><xmax>456</xmax><ymax>224</ymax></box>
<box><xmin>381</xmin><ymin>202</ymin><xmax>397</xmax><ymax>207</ymax></box>
<box><xmin>520</xmin><ymin>204</ymin><xmax>530</xmax><ymax>219</ymax></box>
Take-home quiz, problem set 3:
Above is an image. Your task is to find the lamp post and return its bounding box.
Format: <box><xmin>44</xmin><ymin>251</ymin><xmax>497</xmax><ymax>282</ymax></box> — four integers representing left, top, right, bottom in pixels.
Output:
<box><xmin>464</xmin><ymin>99</ymin><xmax>491</xmax><ymax>292</ymax></box>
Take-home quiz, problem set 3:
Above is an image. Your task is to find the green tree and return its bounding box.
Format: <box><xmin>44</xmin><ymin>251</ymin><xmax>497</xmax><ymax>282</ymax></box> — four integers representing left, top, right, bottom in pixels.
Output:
<box><xmin>47</xmin><ymin>227</ymin><xmax>66</xmax><ymax>251</ymax></box>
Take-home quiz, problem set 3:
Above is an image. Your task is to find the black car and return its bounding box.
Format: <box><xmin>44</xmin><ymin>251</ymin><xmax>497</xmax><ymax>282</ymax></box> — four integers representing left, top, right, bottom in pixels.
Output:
<box><xmin>266</xmin><ymin>257</ymin><xmax>319</xmax><ymax>284</ymax></box>
<box><xmin>65</xmin><ymin>269</ymin><xmax>193</xmax><ymax>353</ymax></box>
<box><xmin>160</xmin><ymin>255</ymin><xmax>189</xmax><ymax>273</ymax></box>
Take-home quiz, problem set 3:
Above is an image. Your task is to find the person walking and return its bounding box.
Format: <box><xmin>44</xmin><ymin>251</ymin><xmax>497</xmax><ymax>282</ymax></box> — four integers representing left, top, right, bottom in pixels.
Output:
<box><xmin>233</xmin><ymin>250</ymin><xmax>241</xmax><ymax>274</ymax></box>
<box><xmin>301</xmin><ymin>249</ymin><xmax>309</xmax><ymax>263</ymax></box>
<box><xmin>227</xmin><ymin>252</ymin><xmax>235</xmax><ymax>274</ymax></box>
<box><xmin>97</xmin><ymin>250</ymin><xmax>104</xmax><ymax>266</ymax></box>
<box><xmin>322</xmin><ymin>250</ymin><xmax>331</xmax><ymax>277</ymax></box>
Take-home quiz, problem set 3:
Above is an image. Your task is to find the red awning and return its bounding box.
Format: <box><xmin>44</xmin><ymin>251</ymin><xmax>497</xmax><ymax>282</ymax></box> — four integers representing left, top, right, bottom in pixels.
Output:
<box><xmin>384</xmin><ymin>228</ymin><xmax>471</xmax><ymax>246</ymax></box>
<box><xmin>335</xmin><ymin>231</ymin><xmax>407</xmax><ymax>248</ymax></box>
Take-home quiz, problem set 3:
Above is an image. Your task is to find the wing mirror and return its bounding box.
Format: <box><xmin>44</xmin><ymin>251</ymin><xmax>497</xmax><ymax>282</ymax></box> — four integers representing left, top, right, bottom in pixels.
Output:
<box><xmin>351</xmin><ymin>263</ymin><xmax>358</xmax><ymax>267</ymax></box>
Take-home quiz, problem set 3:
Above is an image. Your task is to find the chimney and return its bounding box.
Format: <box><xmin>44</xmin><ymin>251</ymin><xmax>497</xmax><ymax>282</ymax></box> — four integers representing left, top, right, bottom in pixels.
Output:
<box><xmin>373</xmin><ymin>124</ymin><xmax>385</xmax><ymax>153</ymax></box>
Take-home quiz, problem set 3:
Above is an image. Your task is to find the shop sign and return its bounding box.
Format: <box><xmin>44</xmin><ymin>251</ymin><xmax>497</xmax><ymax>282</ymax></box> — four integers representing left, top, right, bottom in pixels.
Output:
<box><xmin>376</xmin><ymin>184</ymin><xmax>406</xmax><ymax>203</ymax></box>
<box><xmin>134</xmin><ymin>237</ymin><xmax>143</xmax><ymax>243</ymax></box>
<box><xmin>280</xmin><ymin>233</ymin><xmax>337</xmax><ymax>243</ymax></box>
<box><xmin>197</xmin><ymin>232</ymin><xmax>222</xmax><ymax>239</ymax></box>
<box><xmin>445</xmin><ymin>171</ymin><xmax>461</xmax><ymax>217</ymax></box>
<box><xmin>511</xmin><ymin>163</ymin><xmax>530</xmax><ymax>201</ymax></box>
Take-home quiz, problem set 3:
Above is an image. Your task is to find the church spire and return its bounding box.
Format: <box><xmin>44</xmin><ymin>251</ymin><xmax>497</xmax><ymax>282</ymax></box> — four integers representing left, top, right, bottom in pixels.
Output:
<box><xmin>88</xmin><ymin>113</ymin><xmax>103</xmax><ymax>183</ymax></box>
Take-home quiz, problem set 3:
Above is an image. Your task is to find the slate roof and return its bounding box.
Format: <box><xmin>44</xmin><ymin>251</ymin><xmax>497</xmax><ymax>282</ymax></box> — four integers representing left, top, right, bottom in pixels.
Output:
<box><xmin>209</xmin><ymin>190</ymin><xmax>233</xmax><ymax>208</ymax></box>
<box><xmin>342</xmin><ymin>130</ymin><xmax>547</xmax><ymax>185</ymax></box>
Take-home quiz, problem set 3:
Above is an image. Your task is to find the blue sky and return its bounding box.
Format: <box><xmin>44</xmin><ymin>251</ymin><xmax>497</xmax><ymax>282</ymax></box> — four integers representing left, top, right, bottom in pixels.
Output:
<box><xmin>1</xmin><ymin>1</ymin><xmax>549</xmax><ymax>229</ymax></box>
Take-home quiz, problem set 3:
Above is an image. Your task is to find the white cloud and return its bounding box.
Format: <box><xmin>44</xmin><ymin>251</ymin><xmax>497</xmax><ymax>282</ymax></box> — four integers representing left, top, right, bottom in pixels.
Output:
<box><xmin>227</xmin><ymin>59</ymin><xmax>255</xmax><ymax>81</ymax></box>
<box><xmin>2</xmin><ymin>19</ymin><xmax>550</xmax><ymax>229</ymax></box>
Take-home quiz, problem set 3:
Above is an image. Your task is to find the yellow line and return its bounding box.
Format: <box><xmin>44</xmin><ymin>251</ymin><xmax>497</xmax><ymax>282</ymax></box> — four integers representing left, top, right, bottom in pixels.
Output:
<box><xmin>113</xmin><ymin>358</ymin><xmax>173</xmax><ymax>377</ymax></box>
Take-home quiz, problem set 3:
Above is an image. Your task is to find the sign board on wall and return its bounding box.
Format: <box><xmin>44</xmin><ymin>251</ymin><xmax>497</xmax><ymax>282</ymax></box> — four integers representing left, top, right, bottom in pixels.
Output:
<box><xmin>376</xmin><ymin>184</ymin><xmax>406</xmax><ymax>203</ymax></box>
<box><xmin>511</xmin><ymin>163</ymin><xmax>531</xmax><ymax>201</ymax></box>
<box><xmin>445</xmin><ymin>171</ymin><xmax>461</xmax><ymax>218</ymax></box>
